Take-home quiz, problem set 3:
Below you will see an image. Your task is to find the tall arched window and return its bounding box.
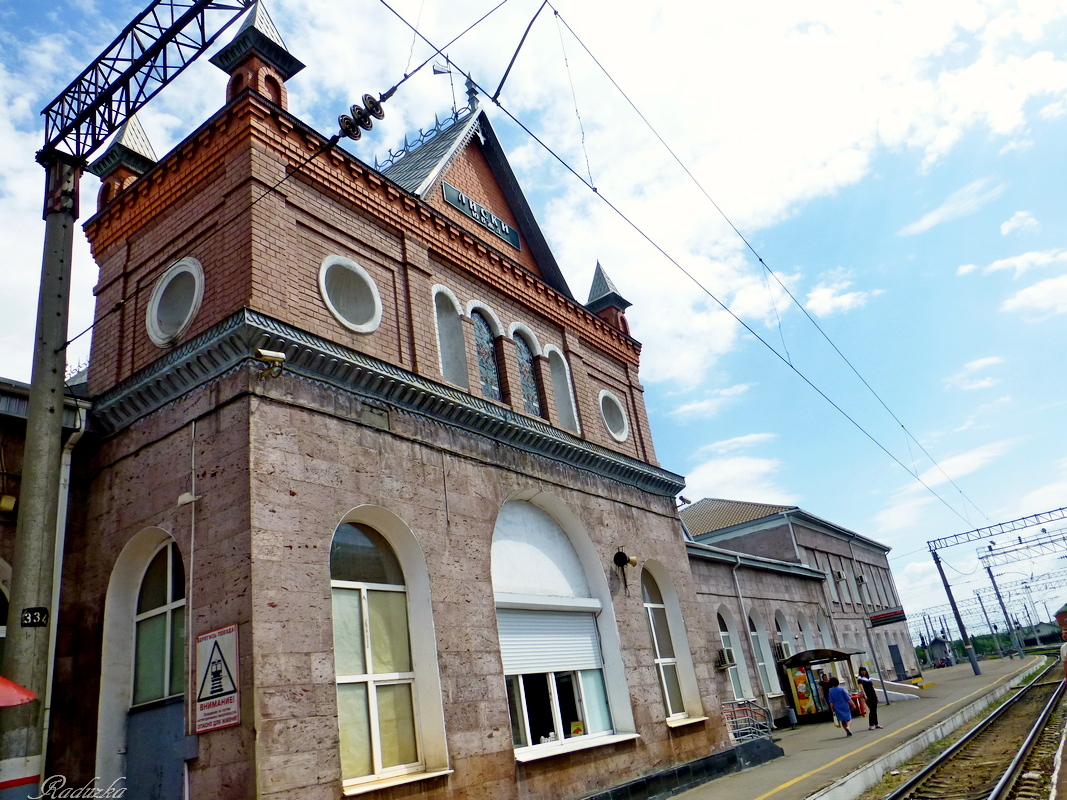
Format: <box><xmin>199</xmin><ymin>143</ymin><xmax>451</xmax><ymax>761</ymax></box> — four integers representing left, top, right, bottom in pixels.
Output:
<box><xmin>717</xmin><ymin>612</ymin><xmax>746</xmax><ymax>700</ymax></box>
<box><xmin>514</xmin><ymin>334</ymin><xmax>543</xmax><ymax>417</ymax></box>
<box><xmin>797</xmin><ymin>612</ymin><xmax>815</xmax><ymax>651</ymax></box>
<box><xmin>748</xmin><ymin>614</ymin><xmax>778</xmax><ymax>694</ymax></box>
<box><xmin>331</xmin><ymin>523</ymin><xmax>419</xmax><ymax>783</ymax></box>
<box><xmin>774</xmin><ymin>610</ymin><xmax>793</xmax><ymax>658</ymax></box>
<box><xmin>492</xmin><ymin>500</ymin><xmax>632</xmax><ymax>755</ymax></box>
<box><xmin>472</xmin><ymin>311</ymin><xmax>502</xmax><ymax>401</ymax></box>
<box><xmin>434</xmin><ymin>289</ymin><xmax>469</xmax><ymax>389</ymax></box>
<box><xmin>134</xmin><ymin>541</ymin><xmax>185</xmax><ymax>704</ymax></box>
<box><xmin>546</xmin><ymin>348</ymin><xmax>579</xmax><ymax>433</ymax></box>
<box><xmin>641</xmin><ymin>572</ymin><xmax>684</xmax><ymax>718</ymax></box>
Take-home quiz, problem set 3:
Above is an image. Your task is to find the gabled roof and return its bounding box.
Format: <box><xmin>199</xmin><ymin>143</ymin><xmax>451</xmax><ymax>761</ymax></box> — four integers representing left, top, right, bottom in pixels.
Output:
<box><xmin>680</xmin><ymin>497</ymin><xmax>794</xmax><ymax>536</ymax></box>
<box><xmin>376</xmin><ymin>84</ymin><xmax>574</xmax><ymax>300</ymax></box>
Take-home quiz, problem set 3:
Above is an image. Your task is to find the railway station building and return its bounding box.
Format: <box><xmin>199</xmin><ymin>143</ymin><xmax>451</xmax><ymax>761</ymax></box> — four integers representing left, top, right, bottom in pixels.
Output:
<box><xmin>0</xmin><ymin>6</ymin><xmax>916</xmax><ymax>800</ymax></box>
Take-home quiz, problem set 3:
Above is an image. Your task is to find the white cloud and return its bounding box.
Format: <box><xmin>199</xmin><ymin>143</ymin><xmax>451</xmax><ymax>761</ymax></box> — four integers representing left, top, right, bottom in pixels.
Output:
<box><xmin>671</xmin><ymin>384</ymin><xmax>752</xmax><ymax>419</ymax></box>
<box><xmin>804</xmin><ymin>271</ymin><xmax>884</xmax><ymax>317</ymax></box>
<box><xmin>1001</xmin><ymin>274</ymin><xmax>1067</xmax><ymax>316</ymax></box>
<box><xmin>958</xmin><ymin>248</ymin><xmax>1067</xmax><ymax>276</ymax></box>
<box><xmin>683</xmin><ymin>456</ymin><xmax>799</xmax><ymax>506</ymax></box>
<box><xmin>692</xmin><ymin>432</ymin><xmax>776</xmax><ymax>457</ymax></box>
<box><xmin>897</xmin><ymin>179</ymin><xmax>1005</xmax><ymax>236</ymax></box>
<box><xmin>1000</xmin><ymin>210</ymin><xmax>1039</xmax><ymax>235</ymax></box>
<box><xmin>944</xmin><ymin>356</ymin><xmax>1003</xmax><ymax>390</ymax></box>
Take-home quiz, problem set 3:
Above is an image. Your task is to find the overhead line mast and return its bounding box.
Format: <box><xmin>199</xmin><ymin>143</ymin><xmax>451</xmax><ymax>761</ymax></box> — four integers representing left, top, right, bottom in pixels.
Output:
<box><xmin>2</xmin><ymin>0</ymin><xmax>253</xmax><ymax>791</ymax></box>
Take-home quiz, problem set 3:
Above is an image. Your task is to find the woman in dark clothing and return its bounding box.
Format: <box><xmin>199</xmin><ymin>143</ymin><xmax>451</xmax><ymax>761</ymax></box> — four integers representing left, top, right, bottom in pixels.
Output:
<box><xmin>858</xmin><ymin>667</ymin><xmax>883</xmax><ymax>730</ymax></box>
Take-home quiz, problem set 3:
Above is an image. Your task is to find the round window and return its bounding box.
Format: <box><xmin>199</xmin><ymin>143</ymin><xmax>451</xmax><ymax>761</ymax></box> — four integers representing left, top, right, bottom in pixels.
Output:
<box><xmin>599</xmin><ymin>390</ymin><xmax>629</xmax><ymax>442</ymax></box>
<box><xmin>146</xmin><ymin>257</ymin><xmax>204</xmax><ymax>346</ymax></box>
<box><xmin>319</xmin><ymin>256</ymin><xmax>382</xmax><ymax>333</ymax></box>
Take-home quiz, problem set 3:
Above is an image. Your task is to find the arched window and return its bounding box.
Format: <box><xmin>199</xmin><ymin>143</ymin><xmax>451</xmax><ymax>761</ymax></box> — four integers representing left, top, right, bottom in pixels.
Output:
<box><xmin>472</xmin><ymin>311</ymin><xmax>502</xmax><ymax>401</ymax></box>
<box><xmin>546</xmin><ymin>348</ymin><xmax>579</xmax><ymax>433</ymax></box>
<box><xmin>434</xmin><ymin>289</ymin><xmax>469</xmax><ymax>389</ymax></box>
<box><xmin>641</xmin><ymin>572</ymin><xmax>684</xmax><ymax>718</ymax></box>
<box><xmin>717</xmin><ymin>611</ymin><xmax>747</xmax><ymax>700</ymax></box>
<box><xmin>492</xmin><ymin>500</ymin><xmax>632</xmax><ymax>755</ymax></box>
<box><xmin>797</xmin><ymin>612</ymin><xmax>815</xmax><ymax>651</ymax></box>
<box><xmin>331</xmin><ymin>522</ymin><xmax>420</xmax><ymax>783</ymax></box>
<box><xmin>816</xmin><ymin>611</ymin><xmax>833</xmax><ymax>649</ymax></box>
<box><xmin>774</xmin><ymin>610</ymin><xmax>793</xmax><ymax>658</ymax></box>
<box><xmin>133</xmin><ymin>541</ymin><xmax>185</xmax><ymax>704</ymax></box>
<box><xmin>514</xmin><ymin>334</ymin><xmax>543</xmax><ymax>416</ymax></box>
<box><xmin>747</xmin><ymin>614</ymin><xmax>778</xmax><ymax>694</ymax></box>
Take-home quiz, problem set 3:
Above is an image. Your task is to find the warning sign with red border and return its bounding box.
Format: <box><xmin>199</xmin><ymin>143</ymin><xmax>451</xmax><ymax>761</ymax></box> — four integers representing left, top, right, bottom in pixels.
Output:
<box><xmin>195</xmin><ymin>623</ymin><xmax>240</xmax><ymax>733</ymax></box>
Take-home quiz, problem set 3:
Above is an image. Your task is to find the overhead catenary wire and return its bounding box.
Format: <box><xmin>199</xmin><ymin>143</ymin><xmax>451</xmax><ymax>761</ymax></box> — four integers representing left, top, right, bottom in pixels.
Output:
<box><xmin>548</xmin><ymin>8</ymin><xmax>990</xmax><ymax>528</ymax></box>
<box><xmin>381</xmin><ymin>4</ymin><xmax>988</xmax><ymax>532</ymax></box>
<box><xmin>58</xmin><ymin>0</ymin><xmax>512</xmax><ymax>357</ymax></box>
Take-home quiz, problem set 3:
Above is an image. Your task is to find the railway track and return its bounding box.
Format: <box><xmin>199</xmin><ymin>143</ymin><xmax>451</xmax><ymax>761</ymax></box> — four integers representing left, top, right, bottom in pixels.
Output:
<box><xmin>884</xmin><ymin>663</ymin><xmax>1065</xmax><ymax>800</ymax></box>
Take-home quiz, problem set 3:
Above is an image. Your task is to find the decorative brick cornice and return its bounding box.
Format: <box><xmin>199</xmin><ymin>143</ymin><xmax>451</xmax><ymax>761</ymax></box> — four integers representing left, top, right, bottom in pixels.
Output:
<box><xmin>91</xmin><ymin>310</ymin><xmax>685</xmax><ymax>497</ymax></box>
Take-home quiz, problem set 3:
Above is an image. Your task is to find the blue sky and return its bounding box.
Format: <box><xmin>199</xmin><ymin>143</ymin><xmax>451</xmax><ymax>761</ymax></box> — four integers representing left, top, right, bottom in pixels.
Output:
<box><xmin>2</xmin><ymin>0</ymin><xmax>1066</xmax><ymax>623</ymax></box>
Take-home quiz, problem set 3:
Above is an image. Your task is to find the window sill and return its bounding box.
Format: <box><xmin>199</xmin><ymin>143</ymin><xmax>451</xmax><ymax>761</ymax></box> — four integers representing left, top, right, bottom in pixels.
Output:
<box><xmin>514</xmin><ymin>732</ymin><xmax>640</xmax><ymax>763</ymax></box>
<box><xmin>342</xmin><ymin>769</ymin><xmax>453</xmax><ymax>796</ymax></box>
<box><xmin>766</xmin><ymin>693</ymin><xmax>785</xmax><ymax>699</ymax></box>
<box><xmin>665</xmin><ymin>715</ymin><xmax>708</xmax><ymax>729</ymax></box>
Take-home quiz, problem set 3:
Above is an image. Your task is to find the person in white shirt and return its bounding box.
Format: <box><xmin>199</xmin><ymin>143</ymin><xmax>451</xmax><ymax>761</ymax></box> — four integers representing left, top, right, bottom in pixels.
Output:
<box><xmin>1060</xmin><ymin>629</ymin><xmax>1067</xmax><ymax>681</ymax></box>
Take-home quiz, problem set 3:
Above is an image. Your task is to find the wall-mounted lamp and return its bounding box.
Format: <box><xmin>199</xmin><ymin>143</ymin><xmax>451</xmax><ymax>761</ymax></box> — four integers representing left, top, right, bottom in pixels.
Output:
<box><xmin>177</xmin><ymin>492</ymin><xmax>201</xmax><ymax>507</ymax></box>
<box><xmin>613</xmin><ymin>550</ymin><xmax>637</xmax><ymax>568</ymax></box>
<box><xmin>0</xmin><ymin>495</ymin><xmax>15</xmax><ymax>513</ymax></box>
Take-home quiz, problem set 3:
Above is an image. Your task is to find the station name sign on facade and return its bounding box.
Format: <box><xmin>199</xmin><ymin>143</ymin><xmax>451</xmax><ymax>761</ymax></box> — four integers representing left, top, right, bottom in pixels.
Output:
<box><xmin>869</xmin><ymin>607</ymin><xmax>907</xmax><ymax>628</ymax></box>
<box><xmin>442</xmin><ymin>182</ymin><xmax>521</xmax><ymax>251</ymax></box>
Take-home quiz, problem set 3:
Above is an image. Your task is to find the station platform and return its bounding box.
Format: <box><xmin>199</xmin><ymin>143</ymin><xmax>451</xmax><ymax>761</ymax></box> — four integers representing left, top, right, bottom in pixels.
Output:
<box><xmin>677</xmin><ymin>655</ymin><xmax>1044</xmax><ymax>800</ymax></box>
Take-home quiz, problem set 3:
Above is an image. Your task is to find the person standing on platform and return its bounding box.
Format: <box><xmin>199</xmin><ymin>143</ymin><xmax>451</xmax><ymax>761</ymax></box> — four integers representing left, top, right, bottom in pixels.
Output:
<box><xmin>858</xmin><ymin>667</ymin><xmax>883</xmax><ymax>730</ymax></box>
<box><xmin>1060</xmin><ymin>630</ymin><xmax>1067</xmax><ymax>680</ymax></box>
<box><xmin>827</xmin><ymin>676</ymin><xmax>857</xmax><ymax>737</ymax></box>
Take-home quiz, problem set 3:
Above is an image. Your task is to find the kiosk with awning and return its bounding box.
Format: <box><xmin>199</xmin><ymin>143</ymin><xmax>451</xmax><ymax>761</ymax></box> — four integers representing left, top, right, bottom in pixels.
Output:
<box><xmin>777</xmin><ymin>648</ymin><xmax>863</xmax><ymax>725</ymax></box>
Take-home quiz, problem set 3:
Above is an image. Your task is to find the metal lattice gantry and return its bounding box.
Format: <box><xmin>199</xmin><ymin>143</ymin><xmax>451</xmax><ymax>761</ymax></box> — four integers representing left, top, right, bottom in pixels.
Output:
<box><xmin>927</xmin><ymin>506</ymin><xmax>1067</xmax><ymax>552</ymax></box>
<box><xmin>41</xmin><ymin>0</ymin><xmax>253</xmax><ymax>159</ymax></box>
<box><xmin>977</xmin><ymin>525</ymin><xmax>1067</xmax><ymax>567</ymax></box>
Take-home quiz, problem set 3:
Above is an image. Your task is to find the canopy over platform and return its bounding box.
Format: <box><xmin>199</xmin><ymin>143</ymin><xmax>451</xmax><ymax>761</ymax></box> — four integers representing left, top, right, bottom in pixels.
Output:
<box><xmin>781</xmin><ymin>648</ymin><xmax>863</xmax><ymax>669</ymax></box>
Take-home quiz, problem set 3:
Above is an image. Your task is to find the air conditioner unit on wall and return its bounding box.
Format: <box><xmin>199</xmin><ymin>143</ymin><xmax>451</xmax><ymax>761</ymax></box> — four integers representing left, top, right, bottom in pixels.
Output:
<box><xmin>856</xmin><ymin>574</ymin><xmax>867</xmax><ymax>585</ymax></box>
<box><xmin>773</xmin><ymin>642</ymin><xmax>790</xmax><ymax>661</ymax></box>
<box><xmin>716</xmin><ymin>648</ymin><xmax>736</xmax><ymax>669</ymax></box>
<box><xmin>833</xmin><ymin>570</ymin><xmax>846</xmax><ymax>581</ymax></box>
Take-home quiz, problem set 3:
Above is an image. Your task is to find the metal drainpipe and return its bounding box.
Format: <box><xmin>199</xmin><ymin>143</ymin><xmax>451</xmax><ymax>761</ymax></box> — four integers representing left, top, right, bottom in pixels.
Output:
<box><xmin>731</xmin><ymin>556</ymin><xmax>772</xmax><ymax>713</ymax></box>
<box><xmin>41</xmin><ymin>401</ymin><xmax>88</xmax><ymax>768</ymax></box>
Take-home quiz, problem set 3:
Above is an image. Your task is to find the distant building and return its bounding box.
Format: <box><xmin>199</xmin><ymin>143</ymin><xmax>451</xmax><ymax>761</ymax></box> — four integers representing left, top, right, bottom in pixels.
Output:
<box><xmin>680</xmin><ymin>497</ymin><xmax>921</xmax><ymax>716</ymax></box>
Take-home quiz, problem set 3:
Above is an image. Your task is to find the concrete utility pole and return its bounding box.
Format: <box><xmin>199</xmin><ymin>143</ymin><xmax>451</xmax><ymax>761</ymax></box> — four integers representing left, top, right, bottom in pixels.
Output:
<box><xmin>986</xmin><ymin>566</ymin><xmax>1023</xmax><ymax>656</ymax></box>
<box><xmin>0</xmin><ymin>154</ymin><xmax>80</xmax><ymax>777</ymax></box>
<box><xmin>930</xmin><ymin>550</ymin><xmax>980</xmax><ymax>675</ymax></box>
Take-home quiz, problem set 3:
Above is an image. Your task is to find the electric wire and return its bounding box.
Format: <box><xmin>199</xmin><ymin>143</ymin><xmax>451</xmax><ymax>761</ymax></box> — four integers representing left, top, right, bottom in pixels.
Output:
<box><xmin>58</xmin><ymin>1</ymin><xmax>510</xmax><ymax>355</ymax></box>
<box><xmin>554</xmin><ymin>11</ymin><xmax>594</xmax><ymax>187</ymax></box>
<box><xmin>549</xmin><ymin>8</ymin><xmax>990</xmax><ymax>527</ymax></box>
<box><xmin>383</xmin><ymin>11</ymin><xmax>987</xmax><ymax>531</ymax></box>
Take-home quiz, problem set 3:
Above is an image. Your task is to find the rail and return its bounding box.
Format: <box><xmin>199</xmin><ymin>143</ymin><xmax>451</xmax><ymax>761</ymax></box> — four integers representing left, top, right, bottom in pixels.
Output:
<box><xmin>722</xmin><ymin>698</ymin><xmax>773</xmax><ymax>742</ymax></box>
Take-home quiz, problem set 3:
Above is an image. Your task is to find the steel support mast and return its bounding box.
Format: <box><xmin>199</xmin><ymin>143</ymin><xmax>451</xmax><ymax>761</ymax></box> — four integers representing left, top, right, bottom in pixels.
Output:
<box><xmin>0</xmin><ymin>0</ymin><xmax>252</xmax><ymax>791</ymax></box>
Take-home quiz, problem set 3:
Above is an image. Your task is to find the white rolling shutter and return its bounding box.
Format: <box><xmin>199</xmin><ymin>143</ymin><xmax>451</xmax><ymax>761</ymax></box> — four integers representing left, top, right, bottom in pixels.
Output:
<box><xmin>497</xmin><ymin>609</ymin><xmax>603</xmax><ymax>674</ymax></box>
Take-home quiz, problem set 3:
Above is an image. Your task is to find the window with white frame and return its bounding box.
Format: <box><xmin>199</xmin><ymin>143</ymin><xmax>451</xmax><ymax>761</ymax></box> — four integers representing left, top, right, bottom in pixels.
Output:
<box><xmin>492</xmin><ymin>500</ymin><xmax>628</xmax><ymax>756</ymax></box>
<box><xmin>546</xmin><ymin>348</ymin><xmax>579</xmax><ymax>433</ymax></box>
<box><xmin>331</xmin><ymin>523</ymin><xmax>420</xmax><ymax>783</ymax></box>
<box><xmin>774</xmin><ymin>610</ymin><xmax>793</xmax><ymax>658</ymax></box>
<box><xmin>433</xmin><ymin>288</ymin><xmax>469</xmax><ymax>389</ymax></box>
<box><xmin>717</xmin><ymin>613</ymin><xmax>745</xmax><ymax>700</ymax></box>
<box><xmin>471</xmin><ymin>310</ymin><xmax>503</xmax><ymax>401</ymax></box>
<box><xmin>748</xmin><ymin>615</ymin><xmax>775</xmax><ymax>694</ymax></box>
<box><xmin>133</xmin><ymin>541</ymin><xmax>185</xmax><ymax>704</ymax></box>
<box><xmin>641</xmin><ymin>572</ymin><xmax>684</xmax><ymax>718</ymax></box>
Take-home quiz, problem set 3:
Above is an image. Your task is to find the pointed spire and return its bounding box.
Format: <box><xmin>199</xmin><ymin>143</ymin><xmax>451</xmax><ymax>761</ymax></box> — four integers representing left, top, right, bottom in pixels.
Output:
<box><xmin>586</xmin><ymin>262</ymin><xmax>630</xmax><ymax>310</ymax></box>
<box><xmin>209</xmin><ymin>0</ymin><xmax>305</xmax><ymax>81</ymax></box>
<box><xmin>88</xmin><ymin>113</ymin><xmax>157</xmax><ymax>178</ymax></box>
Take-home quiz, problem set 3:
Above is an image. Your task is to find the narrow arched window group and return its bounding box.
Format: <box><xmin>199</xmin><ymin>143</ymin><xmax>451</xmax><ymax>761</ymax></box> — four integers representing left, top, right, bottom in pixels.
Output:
<box><xmin>432</xmin><ymin>288</ymin><xmax>580</xmax><ymax>432</ymax></box>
